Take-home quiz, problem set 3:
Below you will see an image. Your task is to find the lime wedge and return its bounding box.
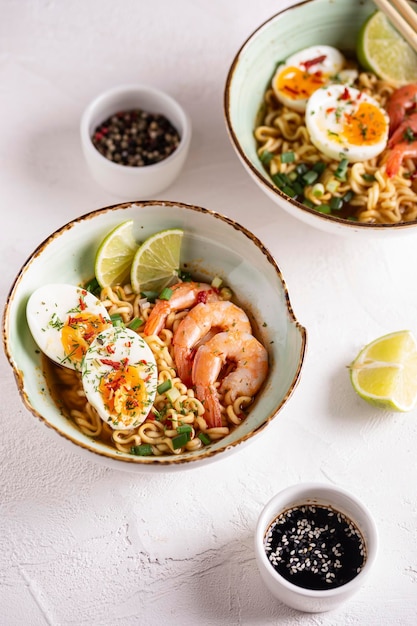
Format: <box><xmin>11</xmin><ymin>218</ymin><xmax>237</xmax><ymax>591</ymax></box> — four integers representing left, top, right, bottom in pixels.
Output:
<box><xmin>95</xmin><ymin>220</ymin><xmax>139</xmax><ymax>288</ymax></box>
<box><xmin>349</xmin><ymin>330</ymin><xmax>417</xmax><ymax>411</ymax></box>
<box><xmin>130</xmin><ymin>228</ymin><xmax>183</xmax><ymax>294</ymax></box>
<box><xmin>357</xmin><ymin>10</ymin><xmax>417</xmax><ymax>85</ymax></box>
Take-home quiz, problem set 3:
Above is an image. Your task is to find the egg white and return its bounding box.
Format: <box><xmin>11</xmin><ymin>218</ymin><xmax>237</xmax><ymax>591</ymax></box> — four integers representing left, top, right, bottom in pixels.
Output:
<box><xmin>305</xmin><ymin>84</ymin><xmax>389</xmax><ymax>162</ymax></box>
<box><xmin>272</xmin><ymin>46</ymin><xmax>345</xmax><ymax>112</ymax></box>
<box><xmin>82</xmin><ymin>326</ymin><xmax>157</xmax><ymax>430</ymax></box>
<box><xmin>26</xmin><ymin>283</ymin><xmax>111</xmax><ymax>371</ymax></box>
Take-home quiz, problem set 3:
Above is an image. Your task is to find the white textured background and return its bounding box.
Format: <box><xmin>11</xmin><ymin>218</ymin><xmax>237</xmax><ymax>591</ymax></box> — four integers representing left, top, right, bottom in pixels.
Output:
<box><xmin>1</xmin><ymin>1</ymin><xmax>417</xmax><ymax>624</ymax></box>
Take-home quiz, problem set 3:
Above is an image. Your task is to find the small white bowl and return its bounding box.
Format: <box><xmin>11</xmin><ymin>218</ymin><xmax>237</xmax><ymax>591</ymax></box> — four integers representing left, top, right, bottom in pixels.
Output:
<box><xmin>80</xmin><ymin>84</ymin><xmax>192</xmax><ymax>198</ymax></box>
<box><xmin>254</xmin><ymin>483</ymin><xmax>378</xmax><ymax>613</ymax></box>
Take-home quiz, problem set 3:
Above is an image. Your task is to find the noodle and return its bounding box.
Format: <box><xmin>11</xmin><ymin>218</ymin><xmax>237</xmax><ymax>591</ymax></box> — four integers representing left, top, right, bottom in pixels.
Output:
<box><xmin>254</xmin><ymin>68</ymin><xmax>417</xmax><ymax>224</ymax></box>
<box><xmin>45</xmin><ymin>283</ymin><xmax>262</xmax><ymax>457</ymax></box>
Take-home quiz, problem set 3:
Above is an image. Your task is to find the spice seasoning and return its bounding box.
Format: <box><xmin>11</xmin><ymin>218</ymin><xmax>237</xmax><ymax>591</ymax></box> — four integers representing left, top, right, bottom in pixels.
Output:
<box><xmin>92</xmin><ymin>109</ymin><xmax>181</xmax><ymax>167</ymax></box>
<box><xmin>264</xmin><ymin>504</ymin><xmax>366</xmax><ymax>590</ymax></box>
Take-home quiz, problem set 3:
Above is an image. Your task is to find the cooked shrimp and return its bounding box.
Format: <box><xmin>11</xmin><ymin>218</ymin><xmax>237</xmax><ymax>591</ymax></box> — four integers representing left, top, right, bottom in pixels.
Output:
<box><xmin>192</xmin><ymin>331</ymin><xmax>268</xmax><ymax>428</ymax></box>
<box><xmin>173</xmin><ymin>301</ymin><xmax>252</xmax><ymax>385</ymax></box>
<box><xmin>143</xmin><ymin>281</ymin><xmax>219</xmax><ymax>336</ymax></box>
<box><xmin>388</xmin><ymin>112</ymin><xmax>417</xmax><ymax>148</ymax></box>
<box><xmin>386</xmin><ymin>84</ymin><xmax>417</xmax><ymax>135</ymax></box>
<box><xmin>385</xmin><ymin>140</ymin><xmax>417</xmax><ymax>177</ymax></box>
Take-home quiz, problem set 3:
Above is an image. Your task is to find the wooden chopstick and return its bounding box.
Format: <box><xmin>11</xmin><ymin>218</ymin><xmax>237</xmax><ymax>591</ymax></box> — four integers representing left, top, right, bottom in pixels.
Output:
<box><xmin>373</xmin><ymin>0</ymin><xmax>417</xmax><ymax>54</ymax></box>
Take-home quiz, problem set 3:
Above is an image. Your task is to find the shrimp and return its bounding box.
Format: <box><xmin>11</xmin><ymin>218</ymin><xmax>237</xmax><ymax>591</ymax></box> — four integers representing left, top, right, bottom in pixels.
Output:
<box><xmin>388</xmin><ymin>112</ymin><xmax>417</xmax><ymax>148</ymax></box>
<box><xmin>385</xmin><ymin>140</ymin><xmax>417</xmax><ymax>177</ymax></box>
<box><xmin>142</xmin><ymin>281</ymin><xmax>219</xmax><ymax>336</ymax></box>
<box><xmin>192</xmin><ymin>331</ymin><xmax>268</xmax><ymax>428</ymax></box>
<box><xmin>173</xmin><ymin>301</ymin><xmax>252</xmax><ymax>385</ymax></box>
<box><xmin>386</xmin><ymin>84</ymin><xmax>417</xmax><ymax>135</ymax></box>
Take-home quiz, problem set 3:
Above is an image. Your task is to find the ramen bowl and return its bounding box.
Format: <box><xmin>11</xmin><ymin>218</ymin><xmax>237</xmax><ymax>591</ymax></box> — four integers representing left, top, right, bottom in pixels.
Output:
<box><xmin>224</xmin><ymin>0</ymin><xmax>417</xmax><ymax>237</ymax></box>
<box><xmin>2</xmin><ymin>201</ymin><xmax>306</xmax><ymax>472</ymax></box>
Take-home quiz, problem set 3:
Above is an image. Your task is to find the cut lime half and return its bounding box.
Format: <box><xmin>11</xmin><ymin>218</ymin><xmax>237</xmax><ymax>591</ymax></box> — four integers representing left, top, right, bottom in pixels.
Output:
<box><xmin>95</xmin><ymin>220</ymin><xmax>139</xmax><ymax>288</ymax></box>
<box><xmin>130</xmin><ymin>228</ymin><xmax>183</xmax><ymax>294</ymax></box>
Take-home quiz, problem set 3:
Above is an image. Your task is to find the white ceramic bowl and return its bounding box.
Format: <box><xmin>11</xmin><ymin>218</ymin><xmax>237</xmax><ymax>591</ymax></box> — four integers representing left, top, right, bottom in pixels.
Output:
<box><xmin>255</xmin><ymin>483</ymin><xmax>378</xmax><ymax>612</ymax></box>
<box><xmin>80</xmin><ymin>84</ymin><xmax>192</xmax><ymax>198</ymax></box>
<box><xmin>224</xmin><ymin>0</ymin><xmax>417</xmax><ymax>237</ymax></box>
<box><xmin>3</xmin><ymin>201</ymin><xmax>307</xmax><ymax>472</ymax></box>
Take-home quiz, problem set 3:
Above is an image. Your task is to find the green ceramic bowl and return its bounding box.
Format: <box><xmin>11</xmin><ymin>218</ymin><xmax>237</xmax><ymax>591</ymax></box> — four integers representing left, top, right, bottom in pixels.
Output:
<box><xmin>3</xmin><ymin>201</ymin><xmax>306</xmax><ymax>472</ymax></box>
<box><xmin>224</xmin><ymin>0</ymin><xmax>417</xmax><ymax>236</ymax></box>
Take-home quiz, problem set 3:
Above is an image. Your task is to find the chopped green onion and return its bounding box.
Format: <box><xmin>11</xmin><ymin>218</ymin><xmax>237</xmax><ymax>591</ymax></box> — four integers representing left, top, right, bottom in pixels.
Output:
<box><xmin>157</xmin><ymin>379</ymin><xmax>173</xmax><ymax>395</ymax></box>
<box><xmin>326</xmin><ymin>178</ymin><xmax>340</xmax><ymax>194</ymax></box>
<box><xmin>302</xmin><ymin>170</ymin><xmax>319</xmax><ymax>185</ymax></box>
<box><xmin>177</xmin><ymin>424</ymin><xmax>192</xmax><ymax>434</ymax></box>
<box><xmin>177</xmin><ymin>269</ymin><xmax>192</xmax><ymax>282</ymax></box>
<box><xmin>219</xmin><ymin>286</ymin><xmax>233</xmax><ymax>301</ymax></box>
<box><xmin>361</xmin><ymin>173</ymin><xmax>376</xmax><ymax>182</ymax></box>
<box><xmin>172</xmin><ymin>432</ymin><xmax>190</xmax><ymax>449</ymax></box>
<box><xmin>312</xmin><ymin>183</ymin><xmax>325</xmax><ymax>198</ymax></box>
<box><xmin>312</xmin><ymin>161</ymin><xmax>326</xmax><ymax>175</ymax></box>
<box><xmin>281</xmin><ymin>151</ymin><xmax>295</xmax><ymax>163</ymax></box>
<box><xmin>288</xmin><ymin>170</ymin><xmax>298</xmax><ymax>182</ymax></box>
<box><xmin>302</xmin><ymin>198</ymin><xmax>315</xmax><ymax>209</ymax></box>
<box><xmin>272</xmin><ymin>172</ymin><xmax>290</xmax><ymax>188</ymax></box>
<box><xmin>141</xmin><ymin>290</ymin><xmax>159</xmax><ymax>302</ymax></box>
<box><xmin>166</xmin><ymin>386</ymin><xmax>180</xmax><ymax>404</ymax></box>
<box><xmin>211</xmin><ymin>276</ymin><xmax>223</xmax><ymax>289</ymax></box>
<box><xmin>292</xmin><ymin>181</ymin><xmax>304</xmax><ymax>196</ymax></box>
<box><xmin>330</xmin><ymin>196</ymin><xmax>343</xmax><ymax>210</ymax></box>
<box><xmin>296</xmin><ymin>163</ymin><xmax>309</xmax><ymax>175</ymax></box>
<box><xmin>131</xmin><ymin>444</ymin><xmax>153</xmax><ymax>456</ymax></box>
<box><xmin>84</xmin><ymin>277</ymin><xmax>101</xmax><ymax>296</ymax></box>
<box><xmin>343</xmin><ymin>190</ymin><xmax>354</xmax><ymax>203</ymax></box>
<box><xmin>316</xmin><ymin>204</ymin><xmax>331</xmax><ymax>214</ymax></box>
<box><xmin>282</xmin><ymin>185</ymin><xmax>297</xmax><ymax>198</ymax></box>
<box><xmin>335</xmin><ymin>158</ymin><xmax>349</xmax><ymax>181</ymax></box>
<box><xmin>260</xmin><ymin>150</ymin><xmax>275</xmax><ymax>165</ymax></box>
<box><xmin>110</xmin><ymin>313</ymin><xmax>124</xmax><ymax>326</ymax></box>
<box><xmin>198</xmin><ymin>432</ymin><xmax>211</xmax><ymax>445</ymax></box>
<box><xmin>159</xmin><ymin>287</ymin><xmax>173</xmax><ymax>301</ymax></box>
<box><xmin>128</xmin><ymin>317</ymin><xmax>142</xmax><ymax>330</ymax></box>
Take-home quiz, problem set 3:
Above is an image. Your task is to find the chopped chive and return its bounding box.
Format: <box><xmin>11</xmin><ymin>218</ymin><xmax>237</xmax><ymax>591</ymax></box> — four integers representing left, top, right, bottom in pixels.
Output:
<box><xmin>177</xmin><ymin>424</ymin><xmax>192</xmax><ymax>434</ymax></box>
<box><xmin>128</xmin><ymin>317</ymin><xmax>142</xmax><ymax>330</ymax></box>
<box><xmin>84</xmin><ymin>277</ymin><xmax>101</xmax><ymax>296</ymax></box>
<box><xmin>281</xmin><ymin>151</ymin><xmax>295</xmax><ymax>163</ymax></box>
<box><xmin>335</xmin><ymin>158</ymin><xmax>349</xmax><ymax>181</ymax></box>
<box><xmin>343</xmin><ymin>190</ymin><xmax>354</xmax><ymax>203</ymax></box>
<box><xmin>260</xmin><ymin>150</ymin><xmax>275</xmax><ymax>165</ymax></box>
<box><xmin>110</xmin><ymin>313</ymin><xmax>124</xmax><ymax>326</ymax></box>
<box><xmin>159</xmin><ymin>287</ymin><xmax>173</xmax><ymax>301</ymax></box>
<box><xmin>198</xmin><ymin>432</ymin><xmax>211</xmax><ymax>445</ymax></box>
<box><xmin>131</xmin><ymin>444</ymin><xmax>153</xmax><ymax>456</ymax></box>
<box><xmin>361</xmin><ymin>173</ymin><xmax>376</xmax><ymax>182</ymax></box>
<box><xmin>157</xmin><ymin>379</ymin><xmax>173</xmax><ymax>395</ymax></box>
<box><xmin>302</xmin><ymin>170</ymin><xmax>319</xmax><ymax>185</ymax></box>
<box><xmin>330</xmin><ymin>196</ymin><xmax>343</xmax><ymax>210</ymax></box>
<box><xmin>312</xmin><ymin>161</ymin><xmax>326</xmax><ymax>174</ymax></box>
<box><xmin>282</xmin><ymin>185</ymin><xmax>297</xmax><ymax>198</ymax></box>
<box><xmin>172</xmin><ymin>432</ymin><xmax>190</xmax><ymax>449</ymax></box>
<box><xmin>316</xmin><ymin>204</ymin><xmax>331</xmax><ymax>214</ymax></box>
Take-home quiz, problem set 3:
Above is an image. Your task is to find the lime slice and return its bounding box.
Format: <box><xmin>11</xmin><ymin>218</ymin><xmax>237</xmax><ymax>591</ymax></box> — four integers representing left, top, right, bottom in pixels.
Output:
<box><xmin>130</xmin><ymin>228</ymin><xmax>183</xmax><ymax>294</ymax></box>
<box><xmin>95</xmin><ymin>220</ymin><xmax>139</xmax><ymax>288</ymax></box>
<box><xmin>357</xmin><ymin>10</ymin><xmax>417</xmax><ymax>85</ymax></box>
<box><xmin>349</xmin><ymin>330</ymin><xmax>417</xmax><ymax>411</ymax></box>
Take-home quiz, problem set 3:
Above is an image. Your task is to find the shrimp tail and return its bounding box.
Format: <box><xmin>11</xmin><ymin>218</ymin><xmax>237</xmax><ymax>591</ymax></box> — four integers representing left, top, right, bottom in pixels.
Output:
<box><xmin>143</xmin><ymin>301</ymin><xmax>170</xmax><ymax>336</ymax></box>
<box><xmin>385</xmin><ymin>147</ymin><xmax>403</xmax><ymax>178</ymax></box>
<box><xmin>195</xmin><ymin>383</ymin><xmax>222</xmax><ymax>428</ymax></box>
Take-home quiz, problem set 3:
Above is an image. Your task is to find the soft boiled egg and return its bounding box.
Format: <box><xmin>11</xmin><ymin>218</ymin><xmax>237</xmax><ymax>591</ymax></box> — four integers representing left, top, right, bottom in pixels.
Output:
<box><xmin>272</xmin><ymin>46</ymin><xmax>346</xmax><ymax>112</ymax></box>
<box><xmin>26</xmin><ymin>283</ymin><xmax>112</xmax><ymax>371</ymax></box>
<box><xmin>82</xmin><ymin>326</ymin><xmax>157</xmax><ymax>430</ymax></box>
<box><xmin>305</xmin><ymin>84</ymin><xmax>389</xmax><ymax>162</ymax></box>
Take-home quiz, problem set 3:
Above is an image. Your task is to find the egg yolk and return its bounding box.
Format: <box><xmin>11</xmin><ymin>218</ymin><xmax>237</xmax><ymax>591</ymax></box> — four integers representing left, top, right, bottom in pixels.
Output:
<box><xmin>341</xmin><ymin>102</ymin><xmax>387</xmax><ymax>146</ymax></box>
<box><xmin>99</xmin><ymin>364</ymin><xmax>149</xmax><ymax>422</ymax></box>
<box><xmin>275</xmin><ymin>65</ymin><xmax>328</xmax><ymax>101</ymax></box>
<box><xmin>62</xmin><ymin>313</ymin><xmax>111</xmax><ymax>365</ymax></box>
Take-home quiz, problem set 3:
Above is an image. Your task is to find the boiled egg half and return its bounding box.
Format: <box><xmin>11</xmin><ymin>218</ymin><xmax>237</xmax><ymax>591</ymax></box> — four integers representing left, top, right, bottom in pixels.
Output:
<box><xmin>272</xmin><ymin>45</ymin><xmax>346</xmax><ymax>112</ymax></box>
<box><xmin>305</xmin><ymin>84</ymin><xmax>389</xmax><ymax>162</ymax></box>
<box><xmin>26</xmin><ymin>284</ymin><xmax>112</xmax><ymax>371</ymax></box>
<box><xmin>82</xmin><ymin>326</ymin><xmax>157</xmax><ymax>430</ymax></box>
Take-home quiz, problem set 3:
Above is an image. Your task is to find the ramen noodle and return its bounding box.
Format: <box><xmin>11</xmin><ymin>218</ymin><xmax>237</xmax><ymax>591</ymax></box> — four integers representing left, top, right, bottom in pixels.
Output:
<box><xmin>255</xmin><ymin>67</ymin><xmax>417</xmax><ymax>223</ymax></box>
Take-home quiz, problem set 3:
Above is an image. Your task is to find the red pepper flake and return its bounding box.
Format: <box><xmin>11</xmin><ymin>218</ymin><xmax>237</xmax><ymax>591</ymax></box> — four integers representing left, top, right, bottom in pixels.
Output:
<box><xmin>301</xmin><ymin>54</ymin><xmax>327</xmax><ymax>70</ymax></box>
<box><xmin>283</xmin><ymin>85</ymin><xmax>300</xmax><ymax>96</ymax></box>
<box><xmin>106</xmin><ymin>343</ymin><xmax>116</xmax><ymax>354</ymax></box>
<box><xmin>100</xmin><ymin>358</ymin><xmax>122</xmax><ymax>369</ymax></box>
<box><xmin>340</xmin><ymin>87</ymin><xmax>351</xmax><ymax>101</ymax></box>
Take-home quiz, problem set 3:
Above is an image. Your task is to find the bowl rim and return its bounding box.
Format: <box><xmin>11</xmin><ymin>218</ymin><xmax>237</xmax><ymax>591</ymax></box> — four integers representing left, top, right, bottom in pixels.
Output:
<box><xmin>254</xmin><ymin>482</ymin><xmax>379</xmax><ymax>599</ymax></box>
<box><xmin>2</xmin><ymin>200</ymin><xmax>307</xmax><ymax>469</ymax></box>
<box><xmin>223</xmin><ymin>1</ymin><xmax>417</xmax><ymax>232</ymax></box>
<box><xmin>80</xmin><ymin>83</ymin><xmax>192</xmax><ymax>175</ymax></box>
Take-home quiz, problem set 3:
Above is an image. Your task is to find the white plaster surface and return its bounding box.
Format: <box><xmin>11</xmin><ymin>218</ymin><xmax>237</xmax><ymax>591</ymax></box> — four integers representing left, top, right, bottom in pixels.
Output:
<box><xmin>1</xmin><ymin>0</ymin><xmax>417</xmax><ymax>624</ymax></box>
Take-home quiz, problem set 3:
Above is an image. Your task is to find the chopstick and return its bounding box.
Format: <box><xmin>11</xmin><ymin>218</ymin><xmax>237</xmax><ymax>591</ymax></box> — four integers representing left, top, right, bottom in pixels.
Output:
<box><xmin>373</xmin><ymin>0</ymin><xmax>417</xmax><ymax>54</ymax></box>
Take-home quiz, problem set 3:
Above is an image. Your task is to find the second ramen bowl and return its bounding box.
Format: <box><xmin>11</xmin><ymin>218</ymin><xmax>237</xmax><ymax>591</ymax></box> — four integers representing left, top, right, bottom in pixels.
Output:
<box><xmin>3</xmin><ymin>201</ymin><xmax>306</xmax><ymax>472</ymax></box>
<box><xmin>224</xmin><ymin>0</ymin><xmax>417</xmax><ymax>237</ymax></box>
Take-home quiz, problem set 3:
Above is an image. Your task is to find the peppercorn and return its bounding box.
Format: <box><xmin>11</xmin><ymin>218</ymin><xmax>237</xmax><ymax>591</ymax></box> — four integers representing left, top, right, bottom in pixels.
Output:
<box><xmin>91</xmin><ymin>109</ymin><xmax>180</xmax><ymax>167</ymax></box>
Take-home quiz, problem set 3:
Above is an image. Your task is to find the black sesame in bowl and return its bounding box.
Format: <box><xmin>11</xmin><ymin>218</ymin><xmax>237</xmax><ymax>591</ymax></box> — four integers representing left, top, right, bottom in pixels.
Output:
<box><xmin>92</xmin><ymin>109</ymin><xmax>181</xmax><ymax>167</ymax></box>
<box><xmin>264</xmin><ymin>503</ymin><xmax>366</xmax><ymax>591</ymax></box>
